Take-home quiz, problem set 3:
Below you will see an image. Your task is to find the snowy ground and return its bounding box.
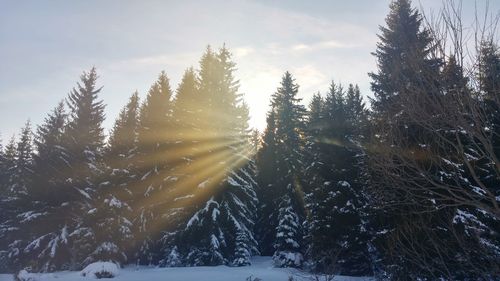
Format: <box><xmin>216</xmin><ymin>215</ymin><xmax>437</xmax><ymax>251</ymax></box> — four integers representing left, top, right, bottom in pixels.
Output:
<box><xmin>0</xmin><ymin>256</ymin><xmax>373</xmax><ymax>281</ymax></box>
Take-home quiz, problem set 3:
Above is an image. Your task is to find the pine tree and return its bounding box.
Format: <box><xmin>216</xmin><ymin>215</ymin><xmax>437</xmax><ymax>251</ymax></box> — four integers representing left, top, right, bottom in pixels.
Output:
<box><xmin>255</xmin><ymin>109</ymin><xmax>280</xmax><ymax>256</ymax></box>
<box><xmin>155</xmin><ymin>68</ymin><xmax>202</xmax><ymax>252</ymax></box>
<box><xmin>11</xmin><ymin>121</ymin><xmax>34</xmax><ymax>197</ymax></box>
<box><xmin>261</xmin><ymin>72</ymin><xmax>306</xmax><ymax>268</ymax></box>
<box><xmin>0</xmin><ymin>122</ymin><xmax>34</xmax><ymax>271</ymax></box>
<box><xmin>31</xmin><ymin>101</ymin><xmax>67</xmax><ymax>204</ymax></box>
<box><xmin>273</xmin><ymin>195</ymin><xmax>303</xmax><ymax>268</ymax></box>
<box><xmin>62</xmin><ymin>67</ymin><xmax>106</xmax><ymax>269</ymax></box>
<box><xmin>172</xmin><ymin>46</ymin><xmax>259</xmax><ymax>266</ymax></box>
<box><xmin>18</xmin><ymin>103</ymin><xmax>70</xmax><ymax>272</ymax></box>
<box><xmin>0</xmin><ymin>137</ymin><xmax>16</xmax><ymax>242</ymax></box>
<box><xmin>172</xmin><ymin>67</ymin><xmax>200</xmax><ymax>146</ymax></box>
<box><xmin>369</xmin><ymin>0</ymin><xmax>440</xmax><ymax>116</ymax></box>
<box><xmin>163</xmin><ymin>246</ymin><xmax>182</xmax><ymax>267</ymax></box>
<box><xmin>134</xmin><ymin>71</ymin><xmax>174</xmax><ymax>265</ymax></box>
<box><xmin>479</xmin><ymin>40</ymin><xmax>500</xmax><ymax>100</ymax></box>
<box><xmin>345</xmin><ymin>84</ymin><xmax>368</xmax><ymax>137</ymax></box>
<box><xmin>304</xmin><ymin>82</ymin><xmax>371</xmax><ymax>276</ymax></box>
<box><xmin>0</xmin><ymin>137</ymin><xmax>5</xmax><ymax>272</ymax></box>
<box><xmin>454</xmin><ymin>42</ymin><xmax>500</xmax><ymax>277</ymax></box>
<box><xmin>302</xmin><ymin>93</ymin><xmax>325</xmax><ymax>265</ymax></box>
<box><xmin>0</xmin><ymin>136</ymin><xmax>5</xmax><ymax>191</ymax></box>
<box><xmin>85</xmin><ymin>92</ymin><xmax>140</xmax><ymax>265</ymax></box>
<box><xmin>366</xmin><ymin>0</ymin><xmax>444</xmax><ymax>277</ymax></box>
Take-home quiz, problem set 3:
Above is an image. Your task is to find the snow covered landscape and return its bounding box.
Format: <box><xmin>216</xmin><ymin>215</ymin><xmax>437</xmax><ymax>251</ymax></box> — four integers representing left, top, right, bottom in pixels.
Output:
<box><xmin>0</xmin><ymin>257</ymin><xmax>372</xmax><ymax>281</ymax></box>
<box><xmin>1</xmin><ymin>0</ymin><xmax>500</xmax><ymax>280</ymax></box>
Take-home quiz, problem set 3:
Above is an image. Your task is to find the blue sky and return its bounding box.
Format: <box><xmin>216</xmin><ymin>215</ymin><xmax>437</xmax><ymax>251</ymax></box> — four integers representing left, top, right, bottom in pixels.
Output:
<box><xmin>0</xmin><ymin>0</ymin><xmax>498</xmax><ymax>140</ymax></box>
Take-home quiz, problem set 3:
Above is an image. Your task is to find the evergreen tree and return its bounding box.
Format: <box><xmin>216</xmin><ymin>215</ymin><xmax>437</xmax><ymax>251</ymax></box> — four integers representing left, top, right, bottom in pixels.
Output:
<box><xmin>0</xmin><ymin>122</ymin><xmax>34</xmax><ymax>271</ymax></box>
<box><xmin>32</xmin><ymin>102</ymin><xmax>67</xmax><ymax>197</ymax></box>
<box><xmin>0</xmin><ymin>136</ymin><xmax>16</xmax><ymax>220</ymax></box>
<box><xmin>134</xmin><ymin>71</ymin><xmax>174</xmax><ymax>265</ymax></box>
<box><xmin>366</xmin><ymin>0</ymin><xmax>444</xmax><ymax>277</ymax></box>
<box><xmin>345</xmin><ymin>84</ymin><xmax>368</xmax><ymax>137</ymax></box>
<box><xmin>255</xmin><ymin>109</ymin><xmax>280</xmax><ymax>256</ymax></box>
<box><xmin>305</xmin><ymin>82</ymin><xmax>371</xmax><ymax>276</ymax></box>
<box><xmin>11</xmin><ymin>121</ymin><xmax>34</xmax><ymax>197</ymax></box>
<box><xmin>85</xmin><ymin>92</ymin><xmax>140</xmax><ymax>265</ymax></box>
<box><xmin>50</xmin><ymin>67</ymin><xmax>107</xmax><ymax>269</ymax></box>
<box><xmin>0</xmin><ymin>136</ymin><xmax>5</xmax><ymax>191</ymax></box>
<box><xmin>19</xmin><ymin>103</ymin><xmax>69</xmax><ymax>272</ymax></box>
<box><xmin>260</xmin><ymin>72</ymin><xmax>306</xmax><ymax>268</ymax></box>
<box><xmin>273</xmin><ymin>194</ymin><xmax>303</xmax><ymax>268</ymax></box>
<box><xmin>369</xmin><ymin>0</ymin><xmax>440</xmax><ymax>116</ymax></box>
<box><xmin>479</xmin><ymin>40</ymin><xmax>500</xmax><ymax>99</ymax></box>
<box><xmin>172</xmin><ymin>46</ymin><xmax>258</xmax><ymax>267</ymax></box>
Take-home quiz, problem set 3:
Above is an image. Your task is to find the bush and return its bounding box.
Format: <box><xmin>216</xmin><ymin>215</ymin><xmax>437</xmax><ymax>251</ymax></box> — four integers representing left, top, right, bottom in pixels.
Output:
<box><xmin>80</xmin><ymin>261</ymin><xmax>119</xmax><ymax>279</ymax></box>
<box><xmin>14</xmin><ymin>270</ymin><xmax>37</xmax><ymax>281</ymax></box>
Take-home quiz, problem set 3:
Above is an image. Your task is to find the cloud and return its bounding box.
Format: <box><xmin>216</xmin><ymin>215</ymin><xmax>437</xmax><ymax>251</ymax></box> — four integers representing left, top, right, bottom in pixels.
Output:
<box><xmin>291</xmin><ymin>65</ymin><xmax>328</xmax><ymax>95</ymax></box>
<box><xmin>233</xmin><ymin>47</ymin><xmax>255</xmax><ymax>58</ymax></box>
<box><xmin>291</xmin><ymin>40</ymin><xmax>359</xmax><ymax>52</ymax></box>
<box><xmin>107</xmin><ymin>52</ymin><xmax>200</xmax><ymax>71</ymax></box>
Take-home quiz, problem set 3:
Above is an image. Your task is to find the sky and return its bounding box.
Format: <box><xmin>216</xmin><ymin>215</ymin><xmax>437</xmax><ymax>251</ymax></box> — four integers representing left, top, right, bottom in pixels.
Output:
<box><xmin>1</xmin><ymin>0</ymin><xmax>498</xmax><ymax>140</ymax></box>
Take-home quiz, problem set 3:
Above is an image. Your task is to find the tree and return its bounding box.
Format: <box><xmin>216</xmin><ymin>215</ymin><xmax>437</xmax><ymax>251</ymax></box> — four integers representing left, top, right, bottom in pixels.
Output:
<box><xmin>62</xmin><ymin>67</ymin><xmax>107</xmax><ymax>269</ymax></box>
<box><xmin>304</xmin><ymin>83</ymin><xmax>371</xmax><ymax>276</ymax></box>
<box><xmin>369</xmin><ymin>0</ymin><xmax>440</xmax><ymax>117</ymax></box>
<box><xmin>171</xmin><ymin>46</ymin><xmax>259</xmax><ymax>267</ymax></box>
<box><xmin>17</xmin><ymin>102</ymin><xmax>70</xmax><ymax>272</ymax></box>
<box><xmin>255</xmin><ymin>109</ymin><xmax>280</xmax><ymax>256</ymax></box>
<box><xmin>0</xmin><ymin>122</ymin><xmax>34</xmax><ymax>271</ymax></box>
<box><xmin>479</xmin><ymin>40</ymin><xmax>500</xmax><ymax>100</ymax></box>
<box><xmin>273</xmin><ymin>195</ymin><xmax>303</xmax><ymax>268</ymax></box>
<box><xmin>133</xmin><ymin>71</ymin><xmax>174</xmax><ymax>265</ymax></box>
<box><xmin>85</xmin><ymin>92</ymin><xmax>140</xmax><ymax>265</ymax></box>
<box><xmin>260</xmin><ymin>72</ymin><xmax>306</xmax><ymax>268</ymax></box>
<box><xmin>0</xmin><ymin>137</ymin><xmax>17</xmax><ymax>267</ymax></box>
<box><xmin>0</xmin><ymin>136</ymin><xmax>5</xmax><ymax>192</ymax></box>
<box><xmin>366</xmin><ymin>1</ymin><xmax>500</xmax><ymax>278</ymax></box>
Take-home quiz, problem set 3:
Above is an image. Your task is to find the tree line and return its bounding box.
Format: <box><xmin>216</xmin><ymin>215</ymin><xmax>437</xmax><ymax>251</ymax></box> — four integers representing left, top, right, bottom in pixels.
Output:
<box><xmin>0</xmin><ymin>46</ymin><xmax>258</xmax><ymax>272</ymax></box>
<box><xmin>1</xmin><ymin>0</ymin><xmax>499</xmax><ymax>279</ymax></box>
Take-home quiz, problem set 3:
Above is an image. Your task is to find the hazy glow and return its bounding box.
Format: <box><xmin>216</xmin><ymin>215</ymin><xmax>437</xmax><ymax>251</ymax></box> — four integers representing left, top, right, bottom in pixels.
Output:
<box><xmin>1</xmin><ymin>0</ymin><xmax>497</xmax><ymax>137</ymax></box>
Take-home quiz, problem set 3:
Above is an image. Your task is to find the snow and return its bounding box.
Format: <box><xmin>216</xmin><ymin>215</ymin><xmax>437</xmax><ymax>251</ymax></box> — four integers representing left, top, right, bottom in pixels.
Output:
<box><xmin>198</xmin><ymin>179</ymin><xmax>210</xmax><ymax>189</ymax></box>
<box><xmin>227</xmin><ymin>176</ymin><xmax>241</xmax><ymax>187</ymax></box>
<box><xmin>173</xmin><ymin>194</ymin><xmax>194</xmax><ymax>201</ymax></box>
<box><xmin>80</xmin><ymin>261</ymin><xmax>120</xmax><ymax>278</ymax></box>
<box><xmin>15</xmin><ymin>270</ymin><xmax>37</xmax><ymax>281</ymax></box>
<box><xmin>18</xmin><ymin>211</ymin><xmax>48</xmax><ymax>223</ymax></box>
<box><xmin>0</xmin><ymin>257</ymin><xmax>373</xmax><ymax>281</ymax></box>
<box><xmin>106</xmin><ymin>196</ymin><xmax>123</xmax><ymax>208</ymax></box>
<box><xmin>273</xmin><ymin>251</ymin><xmax>303</xmax><ymax>268</ymax></box>
<box><xmin>144</xmin><ymin>185</ymin><xmax>154</xmax><ymax>197</ymax></box>
<box><xmin>75</xmin><ymin>187</ymin><xmax>92</xmax><ymax>200</ymax></box>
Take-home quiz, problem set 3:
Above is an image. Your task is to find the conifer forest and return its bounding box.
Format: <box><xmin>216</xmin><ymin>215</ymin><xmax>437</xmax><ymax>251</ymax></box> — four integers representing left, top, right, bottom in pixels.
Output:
<box><xmin>1</xmin><ymin>0</ymin><xmax>499</xmax><ymax>280</ymax></box>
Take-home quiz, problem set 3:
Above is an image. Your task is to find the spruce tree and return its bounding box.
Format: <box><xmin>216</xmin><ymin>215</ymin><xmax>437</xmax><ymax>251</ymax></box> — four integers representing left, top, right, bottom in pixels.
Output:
<box><xmin>85</xmin><ymin>92</ymin><xmax>140</xmax><ymax>265</ymax></box>
<box><xmin>366</xmin><ymin>0</ymin><xmax>444</xmax><ymax>277</ymax></box>
<box><xmin>479</xmin><ymin>40</ymin><xmax>500</xmax><ymax>99</ymax></box>
<box><xmin>0</xmin><ymin>136</ymin><xmax>16</xmax><ymax>230</ymax></box>
<box><xmin>0</xmin><ymin>122</ymin><xmax>34</xmax><ymax>271</ymax></box>
<box><xmin>31</xmin><ymin>102</ymin><xmax>67</xmax><ymax>202</ymax></box>
<box><xmin>262</xmin><ymin>72</ymin><xmax>306</xmax><ymax>268</ymax></box>
<box><xmin>134</xmin><ymin>71</ymin><xmax>174</xmax><ymax>265</ymax></box>
<box><xmin>62</xmin><ymin>67</ymin><xmax>106</xmax><ymax>269</ymax></box>
<box><xmin>305</xmin><ymin>82</ymin><xmax>371</xmax><ymax>276</ymax></box>
<box><xmin>0</xmin><ymin>136</ymin><xmax>5</xmax><ymax>191</ymax></box>
<box><xmin>369</xmin><ymin>0</ymin><xmax>439</xmax><ymax>116</ymax></box>
<box><xmin>345</xmin><ymin>84</ymin><xmax>368</xmax><ymax>137</ymax></box>
<box><xmin>11</xmin><ymin>121</ymin><xmax>34</xmax><ymax>197</ymax></box>
<box><xmin>172</xmin><ymin>46</ymin><xmax>258</xmax><ymax>266</ymax></box>
<box><xmin>255</xmin><ymin>109</ymin><xmax>280</xmax><ymax>256</ymax></box>
<box><xmin>19</xmin><ymin>103</ymin><xmax>70</xmax><ymax>272</ymax></box>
